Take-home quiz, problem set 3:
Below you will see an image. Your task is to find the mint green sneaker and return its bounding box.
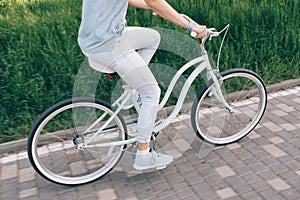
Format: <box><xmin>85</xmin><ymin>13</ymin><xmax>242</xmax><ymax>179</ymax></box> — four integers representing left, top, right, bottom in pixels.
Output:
<box><xmin>133</xmin><ymin>150</ymin><xmax>173</xmax><ymax>170</ymax></box>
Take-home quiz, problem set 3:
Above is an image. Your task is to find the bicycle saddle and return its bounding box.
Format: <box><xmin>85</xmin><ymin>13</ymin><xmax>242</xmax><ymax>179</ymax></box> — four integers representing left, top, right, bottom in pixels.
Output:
<box><xmin>88</xmin><ymin>58</ymin><xmax>115</xmax><ymax>74</ymax></box>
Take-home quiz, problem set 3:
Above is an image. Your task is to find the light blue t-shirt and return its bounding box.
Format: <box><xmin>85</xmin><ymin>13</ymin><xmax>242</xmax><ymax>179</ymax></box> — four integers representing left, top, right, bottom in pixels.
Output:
<box><xmin>78</xmin><ymin>0</ymin><xmax>128</xmax><ymax>54</ymax></box>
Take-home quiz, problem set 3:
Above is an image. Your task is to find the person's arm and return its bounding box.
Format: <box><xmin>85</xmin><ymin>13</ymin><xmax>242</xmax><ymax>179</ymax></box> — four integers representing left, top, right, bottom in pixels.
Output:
<box><xmin>128</xmin><ymin>0</ymin><xmax>150</xmax><ymax>10</ymax></box>
<box><xmin>129</xmin><ymin>0</ymin><xmax>206</xmax><ymax>39</ymax></box>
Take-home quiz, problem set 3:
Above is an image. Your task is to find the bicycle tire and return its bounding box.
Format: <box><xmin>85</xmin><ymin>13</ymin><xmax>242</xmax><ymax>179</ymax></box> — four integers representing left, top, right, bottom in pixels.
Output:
<box><xmin>191</xmin><ymin>68</ymin><xmax>267</xmax><ymax>145</ymax></box>
<box><xmin>27</xmin><ymin>97</ymin><xmax>127</xmax><ymax>185</ymax></box>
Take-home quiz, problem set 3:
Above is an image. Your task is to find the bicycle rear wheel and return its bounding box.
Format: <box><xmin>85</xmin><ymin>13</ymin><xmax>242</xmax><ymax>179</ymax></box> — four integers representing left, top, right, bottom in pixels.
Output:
<box><xmin>191</xmin><ymin>68</ymin><xmax>267</xmax><ymax>145</ymax></box>
<box><xmin>27</xmin><ymin>97</ymin><xmax>127</xmax><ymax>185</ymax></box>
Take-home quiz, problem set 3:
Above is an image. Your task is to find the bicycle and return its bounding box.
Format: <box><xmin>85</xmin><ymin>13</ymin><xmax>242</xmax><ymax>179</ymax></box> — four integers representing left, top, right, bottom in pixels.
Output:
<box><xmin>27</xmin><ymin>19</ymin><xmax>267</xmax><ymax>185</ymax></box>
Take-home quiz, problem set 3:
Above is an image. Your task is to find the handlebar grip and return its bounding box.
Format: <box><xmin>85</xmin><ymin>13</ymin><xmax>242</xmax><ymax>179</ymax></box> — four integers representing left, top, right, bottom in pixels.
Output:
<box><xmin>207</xmin><ymin>28</ymin><xmax>219</xmax><ymax>37</ymax></box>
<box><xmin>206</xmin><ymin>29</ymin><xmax>214</xmax><ymax>35</ymax></box>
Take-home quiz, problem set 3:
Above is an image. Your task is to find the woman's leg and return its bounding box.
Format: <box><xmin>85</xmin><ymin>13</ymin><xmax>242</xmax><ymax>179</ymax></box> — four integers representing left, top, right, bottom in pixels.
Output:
<box><xmin>88</xmin><ymin>28</ymin><xmax>173</xmax><ymax>169</ymax></box>
<box><xmin>120</xmin><ymin>27</ymin><xmax>161</xmax><ymax>151</ymax></box>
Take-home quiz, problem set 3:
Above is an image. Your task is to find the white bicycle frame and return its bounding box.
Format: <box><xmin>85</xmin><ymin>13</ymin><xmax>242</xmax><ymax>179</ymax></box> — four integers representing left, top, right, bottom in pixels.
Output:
<box><xmin>78</xmin><ymin>25</ymin><xmax>233</xmax><ymax>149</ymax></box>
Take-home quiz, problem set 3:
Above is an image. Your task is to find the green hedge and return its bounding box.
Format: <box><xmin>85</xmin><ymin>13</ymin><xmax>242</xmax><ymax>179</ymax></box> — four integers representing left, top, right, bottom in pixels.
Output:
<box><xmin>0</xmin><ymin>0</ymin><xmax>299</xmax><ymax>143</ymax></box>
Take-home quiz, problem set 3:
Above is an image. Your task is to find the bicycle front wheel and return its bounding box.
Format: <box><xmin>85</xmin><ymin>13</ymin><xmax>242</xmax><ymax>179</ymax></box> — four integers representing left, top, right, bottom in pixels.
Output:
<box><xmin>191</xmin><ymin>68</ymin><xmax>267</xmax><ymax>145</ymax></box>
<box><xmin>27</xmin><ymin>97</ymin><xmax>127</xmax><ymax>185</ymax></box>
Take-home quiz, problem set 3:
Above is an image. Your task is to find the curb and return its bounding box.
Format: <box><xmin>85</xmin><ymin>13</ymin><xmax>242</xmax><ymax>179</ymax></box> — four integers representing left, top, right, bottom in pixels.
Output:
<box><xmin>265</xmin><ymin>78</ymin><xmax>300</xmax><ymax>93</ymax></box>
<box><xmin>0</xmin><ymin>138</ymin><xmax>27</xmax><ymax>156</ymax></box>
<box><xmin>0</xmin><ymin>78</ymin><xmax>299</xmax><ymax>156</ymax></box>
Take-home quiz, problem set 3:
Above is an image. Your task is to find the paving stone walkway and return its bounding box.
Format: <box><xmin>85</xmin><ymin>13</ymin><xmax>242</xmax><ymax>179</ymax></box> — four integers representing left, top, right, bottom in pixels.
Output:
<box><xmin>1</xmin><ymin>85</ymin><xmax>300</xmax><ymax>200</ymax></box>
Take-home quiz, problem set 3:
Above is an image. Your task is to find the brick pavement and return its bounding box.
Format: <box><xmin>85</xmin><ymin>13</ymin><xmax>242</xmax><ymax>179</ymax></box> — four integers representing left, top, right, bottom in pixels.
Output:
<box><xmin>1</xmin><ymin>85</ymin><xmax>300</xmax><ymax>200</ymax></box>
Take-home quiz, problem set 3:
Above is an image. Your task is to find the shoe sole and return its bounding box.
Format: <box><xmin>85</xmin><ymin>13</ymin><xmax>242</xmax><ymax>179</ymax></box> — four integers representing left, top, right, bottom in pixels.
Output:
<box><xmin>133</xmin><ymin>160</ymin><xmax>173</xmax><ymax>170</ymax></box>
<box><xmin>133</xmin><ymin>164</ymin><xmax>167</xmax><ymax>170</ymax></box>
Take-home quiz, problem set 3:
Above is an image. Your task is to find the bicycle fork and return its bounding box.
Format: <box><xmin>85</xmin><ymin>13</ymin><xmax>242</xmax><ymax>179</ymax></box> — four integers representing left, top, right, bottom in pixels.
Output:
<box><xmin>205</xmin><ymin>58</ymin><xmax>235</xmax><ymax>113</ymax></box>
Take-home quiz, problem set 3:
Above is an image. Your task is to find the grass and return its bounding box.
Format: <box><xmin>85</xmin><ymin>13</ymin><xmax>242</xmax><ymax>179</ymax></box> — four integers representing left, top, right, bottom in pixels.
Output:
<box><xmin>0</xmin><ymin>0</ymin><xmax>299</xmax><ymax>143</ymax></box>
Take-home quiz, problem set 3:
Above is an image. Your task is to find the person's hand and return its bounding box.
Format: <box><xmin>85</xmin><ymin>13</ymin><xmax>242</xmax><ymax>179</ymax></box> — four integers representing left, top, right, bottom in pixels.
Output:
<box><xmin>191</xmin><ymin>24</ymin><xmax>207</xmax><ymax>39</ymax></box>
